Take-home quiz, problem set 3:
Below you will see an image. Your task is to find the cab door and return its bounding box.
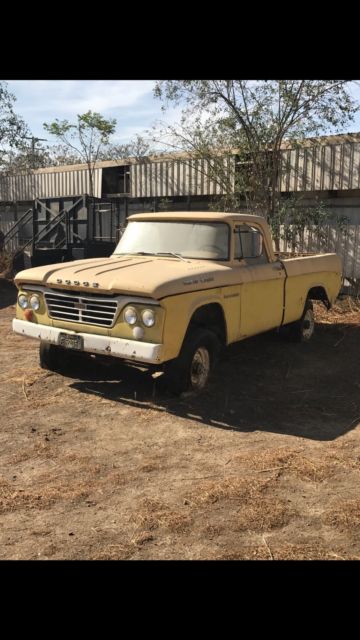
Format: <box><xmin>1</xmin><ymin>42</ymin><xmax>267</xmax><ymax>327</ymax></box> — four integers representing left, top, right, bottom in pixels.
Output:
<box><xmin>233</xmin><ymin>224</ymin><xmax>285</xmax><ymax>337</ymax></box>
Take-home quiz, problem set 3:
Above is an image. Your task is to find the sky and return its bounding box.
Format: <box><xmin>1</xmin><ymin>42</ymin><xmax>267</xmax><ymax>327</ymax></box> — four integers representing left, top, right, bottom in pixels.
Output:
<box><xmin>5</xmin><ymin>80</ymin><xmax>182</xmax><ymax>147</ymax></box>
<box><xmin>5</xmin><ymin>80</ymin><xmax>360</xmax><ymax>149</ymax></box>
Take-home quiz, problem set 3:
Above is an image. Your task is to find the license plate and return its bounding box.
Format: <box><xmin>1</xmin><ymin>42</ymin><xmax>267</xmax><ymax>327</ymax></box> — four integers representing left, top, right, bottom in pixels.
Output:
<box><xmin>58</xmin><ymin>333</ymin><xmax>83</xmax><ymax>351</ymax></box>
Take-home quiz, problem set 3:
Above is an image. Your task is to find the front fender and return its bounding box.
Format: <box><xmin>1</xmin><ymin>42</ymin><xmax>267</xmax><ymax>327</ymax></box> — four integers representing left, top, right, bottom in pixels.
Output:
<box><xmin>160</xmin><ymin>289</ymin><xmax>224</xmax><ymax>361</ymax></box>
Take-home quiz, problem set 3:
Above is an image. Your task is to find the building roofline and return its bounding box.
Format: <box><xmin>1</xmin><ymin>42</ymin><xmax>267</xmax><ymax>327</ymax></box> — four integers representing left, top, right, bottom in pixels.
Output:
<box><xmin>3</xmin><ymin>131</ymin><xmax>360</xmax><ymax>177</ymax></box>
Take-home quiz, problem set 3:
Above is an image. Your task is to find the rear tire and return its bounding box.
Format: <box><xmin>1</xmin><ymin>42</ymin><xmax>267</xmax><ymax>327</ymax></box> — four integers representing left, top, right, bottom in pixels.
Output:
<box><xmin>164</xmin><ymin>328</ymin><xmax>220</xmax><ymax>395</ymax></box>
<box><xmin>288</xmin><ymin>299</ymin><xmax>315</xmax><ymax>343</ymax></box>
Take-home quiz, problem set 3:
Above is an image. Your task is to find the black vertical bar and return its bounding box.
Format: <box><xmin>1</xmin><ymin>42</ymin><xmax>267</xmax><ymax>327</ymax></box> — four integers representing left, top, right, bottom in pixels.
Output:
<box><xmin>116</xmin><ymin>199</ymin><xmax>120</xmax><ymax>232</ymax></box>
<box><xmin>65</xmin><ymin>204</ymin><xmax>70</xmax><ymax>248</ymax></box>
<box><xmin>32</xmin><ymin>202</ymin><xmax>36</xmax><ymax>256</ymax></box>
<box><xmin>85</xmin><ymin>196</ymin><xmax>90</xmax><ymax>242</ymax></box>
<box><xmin>124</xmin><ymin>196</ymin><xmax>128</xmax><ymax>220</ymax></box>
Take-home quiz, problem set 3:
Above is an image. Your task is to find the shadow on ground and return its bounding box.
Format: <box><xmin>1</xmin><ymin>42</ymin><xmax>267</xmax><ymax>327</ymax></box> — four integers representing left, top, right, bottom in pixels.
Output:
<box><xmin>67</xmin><ymin>321</ymin><xmax>360</xmax><ymax>441</ymax></box>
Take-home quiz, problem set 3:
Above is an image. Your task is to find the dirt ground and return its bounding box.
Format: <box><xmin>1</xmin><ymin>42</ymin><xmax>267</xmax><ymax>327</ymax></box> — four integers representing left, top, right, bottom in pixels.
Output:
<box><xmin>1</xmin><ymin>278</ymin><xmax>360</xmax><ymax>560</ymax></box>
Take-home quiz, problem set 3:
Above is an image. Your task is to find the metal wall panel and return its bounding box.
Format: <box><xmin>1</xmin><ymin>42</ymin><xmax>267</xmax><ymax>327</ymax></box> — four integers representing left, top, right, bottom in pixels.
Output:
<box><xmin>129</xmin><ymin>157</ymin><xmax>236</xmax><ymax>198</ymax></box>
<box><xmin>2</xmin><ymin>142</ymin><xmax>360</xmax><ymax>203</ymax></box>
<box><xmin>276</xmin><ymin>142</ymin><xmax>360</xmax><ymax>193</ymax></box>
<box><xmin>0</xmin><ymin>168</ymin><xmax>102</xmax><ymax>201</ymax></box>
<box><xmin>352</xmin><ymin>144</ymin><xmax>360</xmax><ymax>189</ymax></box>
<box><xmin>278</xmin><ymin>223</ymin><xmax>360</xmax><ymax>279</ymax></box>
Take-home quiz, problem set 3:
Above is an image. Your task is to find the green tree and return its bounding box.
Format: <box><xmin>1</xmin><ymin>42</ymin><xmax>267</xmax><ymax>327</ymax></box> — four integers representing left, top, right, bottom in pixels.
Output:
<box><xmin>0</xmin><ymin>81</ymin><xmax>29</xmax><ymax>170</ymax></box>
<box><xmin>153</xmin><ymin>81</ymin><xmax>359</xmax><ymax>246</ymax></box>
<box><xmin>4</xmin><ymin>146</ymin><xmax>53</xmax><ymax>173</ymax></box>
<box><xmin>47</xmin><ymin>144</ymin><xmax>82</xmax><ymax>167</ymax></box>
<box><xmin>43</xmin><ymin>111</ymin><xmax>116</xmax><ymax>196</ymax></box>
<box><xmin>4</xmin><ymin>134</ymin><xmax>154</xmax><ymax>177</ymax></box>
<box><xmin>98</xmin><ymin>134</ymin><xmax>154</xmax><ymax>162</ymax></box>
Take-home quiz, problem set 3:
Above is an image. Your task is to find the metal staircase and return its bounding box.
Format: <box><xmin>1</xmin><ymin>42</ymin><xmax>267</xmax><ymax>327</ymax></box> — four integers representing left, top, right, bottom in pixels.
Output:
<box><xmin>2</xmin><ymin>207</ymin><xmax>33</xmax><ymax>253</ymax></box>
<box><xmin>1</xmin><ymin>195</ymin><xmax>119</xmax><ymax>274</ymax></box>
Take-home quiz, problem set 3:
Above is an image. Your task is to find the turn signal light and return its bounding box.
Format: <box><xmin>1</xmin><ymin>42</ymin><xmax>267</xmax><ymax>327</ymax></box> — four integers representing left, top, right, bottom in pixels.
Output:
<box><xmin>24</xmin><ymin>309</ymin><xmax>33</xmax><ymax>321</ymax></box>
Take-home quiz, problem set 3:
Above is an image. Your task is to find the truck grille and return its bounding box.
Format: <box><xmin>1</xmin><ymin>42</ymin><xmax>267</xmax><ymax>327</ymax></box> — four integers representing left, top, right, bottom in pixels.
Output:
<box><xmin>44</xmin><ymin>292</ymin><xmax>118</xmax><ymax>328</ymax></box>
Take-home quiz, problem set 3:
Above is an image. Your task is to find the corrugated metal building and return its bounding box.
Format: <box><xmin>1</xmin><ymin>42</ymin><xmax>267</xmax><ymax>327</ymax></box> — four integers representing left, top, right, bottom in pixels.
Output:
<box><xmin>2</xmin><ymin>133</ymin><xmax>360</xmax><ymax>280</ymax></box>
<box><xmin>1</xmin><ymin>132</ymin><xmax>360</xmax><ymax>203</ymax></box>
<box><xmin>278</xmin><ymin>134</ymin><xmax>360</xmax><ymax>193</ymax></box>
<box><xmin>0</xmin><ymin>165</ymin><xmax>103</xmax><ymax>201</ymax></box>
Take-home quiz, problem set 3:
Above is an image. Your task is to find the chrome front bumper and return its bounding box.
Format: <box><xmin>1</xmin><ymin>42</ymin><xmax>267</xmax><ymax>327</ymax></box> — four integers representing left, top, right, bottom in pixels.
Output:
<box><xmin>12</xmin><ymin>319</ymin><xmax>163</xmax><ymax>364</ymax></box>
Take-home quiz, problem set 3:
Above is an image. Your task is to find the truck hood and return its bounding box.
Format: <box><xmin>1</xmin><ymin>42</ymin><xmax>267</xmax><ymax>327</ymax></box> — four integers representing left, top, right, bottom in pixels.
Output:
<box><xmin>14</xmin><ymin>255</ymin><xmax>233</xmax><ymax>299</ymax></box>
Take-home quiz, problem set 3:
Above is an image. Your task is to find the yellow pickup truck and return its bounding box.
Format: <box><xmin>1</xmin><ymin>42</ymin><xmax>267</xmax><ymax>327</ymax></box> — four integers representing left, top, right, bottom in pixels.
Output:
<box><xmin>12</xmin><ymin>212</ymin><xmax>342</xmax><ymax>393</ymax></box>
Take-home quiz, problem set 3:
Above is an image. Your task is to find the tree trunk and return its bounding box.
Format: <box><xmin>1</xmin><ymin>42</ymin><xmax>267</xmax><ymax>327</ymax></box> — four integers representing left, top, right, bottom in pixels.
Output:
<box><xmin>87</xmin><ymin>163</ymin><xmax>94</xmax><ymax>198</ymax></box>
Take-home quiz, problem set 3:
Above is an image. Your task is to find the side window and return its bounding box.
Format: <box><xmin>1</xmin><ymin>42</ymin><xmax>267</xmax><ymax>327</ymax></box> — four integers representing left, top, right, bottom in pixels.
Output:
<box><xmin>234</xmin><ymin>225</ymin><xmax>267</xmax><ymax>263</ymax></box>
<box><xmin>234</xmin><ymin>230</ymin><xmax>242</xmax><ymax>260</ymax></box>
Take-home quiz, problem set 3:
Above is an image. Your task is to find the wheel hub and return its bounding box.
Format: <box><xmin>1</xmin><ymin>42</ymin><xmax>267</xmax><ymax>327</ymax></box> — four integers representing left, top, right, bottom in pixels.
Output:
<box><xmin>190</xmin><ymin>347</ymin><xmax>210</xmax><ymax>390</ymax></box>
<box><xmin>302</xmin><ymin>309</ymin><xmax>314</xmax><ymax>340</ymax></box>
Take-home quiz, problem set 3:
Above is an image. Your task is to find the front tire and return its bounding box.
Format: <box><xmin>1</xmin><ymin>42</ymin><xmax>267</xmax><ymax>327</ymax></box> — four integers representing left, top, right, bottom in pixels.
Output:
<box><xmin>164</xmin><ymin>328</ymin><xmax>220</xmax><ymax>395</ymax></box>
<box><xmin>40</xmin><ymin>342</ymin><xmax>69</xmax><ymax>371</ymax></box>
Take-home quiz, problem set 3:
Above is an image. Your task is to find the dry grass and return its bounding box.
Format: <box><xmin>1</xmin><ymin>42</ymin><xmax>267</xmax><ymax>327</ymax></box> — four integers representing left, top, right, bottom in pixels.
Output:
<box><xmin>8</xmin><ymin>441</ymin><xmax>56</xmax><ymax>464</ymax></box>
<box><xmin>217</xmin><ymin>547</ymin><xmax>270</xmax><ymax>560</ymax></box>
<box><xmin>231</xmin><ymin>498</ymin><xmax>294</xmax><ymax>532</ymax></box>
<box><xmin>323</xmin><ymin>500</ymin><xmax>360</xmax><ymax>532</ymax></box>
<box><xmin>0</xmin><ymin>459</ymin><xmax>131</xmax><ymax>515</ymax></box>
<box><xmin>131</xmin><ymin>497</ymin><xmax>192</xmax><ymax>533</ymax></box>
<box><xmin>201</xmin><ymin>524</ymin><xmax>226</xmax><ymax>539</ymax></box>
<box><xmin>314</xmin><ymin>298</ymin><xmax>360</xmax><ymax>325</ymax></box>
<box><xmin>183</xmin><ymin>472</ymin><xmax>294</xmax><ymax>532</ymax></box>
<box><xmin>184</xmin><ymin>476</ymin><xmax>259</xmax><ymax>506</ymax></box>
<box><xmin>0</xmin><ymin>476</ymin><xmax>90</xmax><ymax>513</ymax></box>
<box><xmin>218</xmin><ymin>544</ymin><xmax>347</xmax><ymax>560</ymax></box>
<box><xmin>2</xmin><ymin>291</ymin><xmax>360</xmax><ymax>560</ymax></box>
<box><xmin>138</xmin><ymin>462</ymin><xmax>164</xmax><ymax>473</ymax></box>
<box><xmin>0</xmin><ymin>369</ymin><xmax>51</xmax><ymax>388</ymax></box>
<box><xmin>228</xmin><ymin>445</ymin><xmax>360</xmax><ymax>483</ymax></box>
<box><xmin>90</xmin><ymin>544</ymin><xmax>135</xmax><ymax>560</ymax></box>
<box><xmin>90</xmin><ymin>529</ymin><xmax>156</xmax><ymax>560</ymax></box>
<box><xmin>229</xmin><ymin>447</ymin><xmax>298</xmax><ymax>473</ymax></box>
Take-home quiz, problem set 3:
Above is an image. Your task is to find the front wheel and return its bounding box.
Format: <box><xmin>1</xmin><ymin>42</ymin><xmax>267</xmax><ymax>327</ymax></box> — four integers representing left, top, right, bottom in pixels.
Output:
<box><xmin>40</xmin><ymin>341</ymin><xmax>71</xmax><ymax>372</ymax></box>
<box><xmin>164</xmin><ymin>328</ymin><xmax>220</xmax><ymax>395</ymax></box>
<box><xmin>288</xmin><ymin>299</ymin><xmax>315</xmax><ymax>342</ymax></box>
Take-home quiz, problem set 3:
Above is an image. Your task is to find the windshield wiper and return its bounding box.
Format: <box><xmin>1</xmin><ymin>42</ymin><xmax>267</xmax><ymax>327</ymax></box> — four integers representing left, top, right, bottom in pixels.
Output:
<box><xmin>116</xmin><ymin>251</ymin><xmax>187</xmax><ymax>261</ymax></box>
<box><xmin>132</xmin><ymin>251</ymin><xmax>156</xmax><ymax>256</ymax></box>
<box><xmin>114</xmin><ymin>252</ymin><xmax>154</xmax><ymax>256</ymax></box>
<box><xmin>155</xmin><ymin>252</ymin><xmax>187</xmax><ymax>261</ymax></box>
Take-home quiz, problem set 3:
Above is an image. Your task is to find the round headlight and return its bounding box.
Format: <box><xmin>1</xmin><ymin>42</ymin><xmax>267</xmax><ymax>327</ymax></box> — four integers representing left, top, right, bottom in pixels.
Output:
<box><xmin>142</xmin><ymin>309</ymin><xmax>155</xmax><ymax>327</ymax></box>
<box><xmin>30</xmin><ymin>294</ymin><xmax>40</xmax><ymax>311</ymax></box>
<box><xmin>124</xmin><ymin>306</ymin><xmax>138</xmax><ymax>325</ymax></box>
<box><xmin>18</xmin><ymin>294</ymin><xmax>28</xmax><ymax>309</ymax></box>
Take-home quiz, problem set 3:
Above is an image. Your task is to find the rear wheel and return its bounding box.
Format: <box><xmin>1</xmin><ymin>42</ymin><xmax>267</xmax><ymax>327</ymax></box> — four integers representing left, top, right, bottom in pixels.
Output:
<box><xmin>288</xmin><ymin>299</ymin><xmax>315</xmax><ymax>342</ymax></box>
<box><xmin>164</xmin><ymin>328</ymin><xmax>220</xmax><ymax>395</ymax></box>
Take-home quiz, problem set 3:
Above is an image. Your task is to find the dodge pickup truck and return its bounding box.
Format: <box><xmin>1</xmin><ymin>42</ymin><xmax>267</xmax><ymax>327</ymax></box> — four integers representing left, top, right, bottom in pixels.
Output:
<box><xmin>12</xmin><ymin>212</ymin><xmax>342</xmax><ymax>393</ymax></box>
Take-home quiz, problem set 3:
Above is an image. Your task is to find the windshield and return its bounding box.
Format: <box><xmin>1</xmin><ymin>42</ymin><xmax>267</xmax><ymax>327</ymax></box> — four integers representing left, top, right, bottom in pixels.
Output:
<box><xmin>114</xmin><ymin>221</ymin><xmax>230</xmax><ymax>260</ymax></box>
